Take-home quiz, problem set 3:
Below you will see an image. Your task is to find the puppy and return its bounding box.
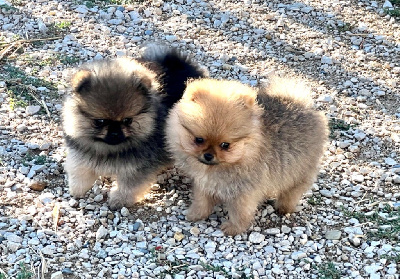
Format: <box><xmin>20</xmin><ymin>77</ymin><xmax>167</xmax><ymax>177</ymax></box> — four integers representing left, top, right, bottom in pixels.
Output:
<box><xmin>165</xmin><ymin>77</ymin><xmax>328</xmax><ymax>235</ymax></box>
<box><xmin>62</xmin><ymin>46</ymin><xmax>206</xmax><ymax>210</ymax></box>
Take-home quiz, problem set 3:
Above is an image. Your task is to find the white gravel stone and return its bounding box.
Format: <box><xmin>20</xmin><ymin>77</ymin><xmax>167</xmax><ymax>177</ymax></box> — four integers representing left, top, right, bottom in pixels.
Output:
<box><xmin>96</xmin><ymin>225</ymin><xmax>108</xmax><ymax>240</ymax></box>
<box><xmin>94</xmin><ymin>53</ymin><xmax>103</xmax><ymax>60</ymax></box>
<box><xmin>204</xmin><ymin>241</ymin><xmax>217</xmax><ymax>253</ymax></box>
<box><xmin>17</xmin><ymin>124</ymin><xmax>27</xmax><ymax>132</ymax></box>
<box><xmin>383</xmin><ymin>0</ymin><xmax>393</xmax><ymax>8</ymax></box>
<box><xmin>349</xmin><ymin>237</ymin><xmax>361</xmax><ymax>247</ymax></box>
<box><xmin>42</xmin><ymin>246</ymin><xmax>55</xmax><ymax>256</ymax></box>
<box><xmin>40</xmin><ymin>142</ymin><xmax>52</xmax><ymax>150</ymax></box>
<box><xmin>321</xmin><ymin>56</ymin><xmax>333</xmax><ymax>64</ymax></box>
<box><xmin>337</xmin><ymin>141</ymin><xmax>351</xmax><ymax>149</ymax></box>
<box><xmin>352</xmin><ymin>174</ymin><xmax>365</xmax><ymax>183</ymax></box>
<box><xmin>94</xmin><ymin>194</ymin><xmax>103</xmax><ymax>202</ymax></box>
<box><xmin>120</xmin><ymin>207</ymin><xmax>129</xmax><ymax>216</ymax></box>
<box><xmin>19</xmin><ymin>166</ymin><xmax>30</xmax><ymax>175</ymax></box>
<box><xmin>325</xmin><ymin>230</ymin><xmax>342</xmax><ymax>240</ymax></box>
<box><xmin>75</xmin><ymin>6</ymin><xmax>88</xmax><ymax>13</ymax></box>
<box><xmin>265</xmin><ymin>228</ymin><xmax>280</xmax><ymax>235</ymax></box>
<box><xmin>38</xmin><ymin>192</ymin><xmax>54</xmax><ymax>204</ymax></box>
<box><xmin>384</xmin><ymin>158</ymin><xmax>397</xmax><ymax>166</ymax></box>
<box><xmin>30</xmin><ymin>164</ymin><xmax>45</xmax><ymax>173</ymax></box>
<box><xmin>50</xmin><ymin>271</ymin><xmax>64</xmax><ymax>279</ymax></box>
<box><xmin>272</xmin><ymin>267</ymin><xmax>284</xmax><ymax>274</ymax></box>
<box><xmin>7</xmin><ymin>241</ymin><xmax>21</xmax><ymax>252</ymax></box>
<box><xmin>248</xmin><ymin>232</ymin><xmax>265</xmax><ymax>243</ymax></box>
<box><xmin>165</xmin><ymin>35</ymin><xmax>177</xmax><ymax>42</ymax></box>
<box><xmin>318</xmin><ymin>95</ymin><xmax>333</xmax><ymax>103</ymax></box>
<box><xmin>281</xmin><ymin>226</ymin><xmax>291</xmax><ymax>234</ymax></box>
<box><xmin>136</xmin><ymin>241</ymin><xmax>147</xmax><ymax>249</ymax></box>
<box><xmin>25</xmin><ymin>105</ymin><xmax>41</xmax><ymax>115</ymax></box>
<box><xmin>365</xmin><ymin>264</ymin><xmax>383</xmax><ymax>275</ymax></box>
<box><xmin>354</xmin><ymin>132</ymin><xmax>366</xmax><ymax>141</ymax></box>
<box><xmin>5</xmin><ymin>233</ymin><xmax>23</xmax><ymax>243</ymax></box>
<box><xmin>291</xmin><ymin>251</ymin><xmax>307</xmax><ymax>260</ymax></box>
<box><xmin>2</xmin><ymin>23</ymin><xmax>14</xmax><ymax>31</ymax></box>
<box><xmin>387</xmin><ymin>266</ymin><xmax>397</xmax><ymax>275</ymax></box>
<box><xmin>131</xmin><ymin>36</ymin><xmax>142</xmax><ymax>43</ymax></box>
<box><xmin>320</xmin><ymin>189</ymin><xmax>333</xmax><ymax>197</ymax></box>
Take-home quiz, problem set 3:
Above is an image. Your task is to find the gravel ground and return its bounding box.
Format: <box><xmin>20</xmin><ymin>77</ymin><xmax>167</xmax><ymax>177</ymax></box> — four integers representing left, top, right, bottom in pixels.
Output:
<box><xmin>0</xmin><ymin>0</ymin><xmax>400</xmax><ymax>278</ymax></box>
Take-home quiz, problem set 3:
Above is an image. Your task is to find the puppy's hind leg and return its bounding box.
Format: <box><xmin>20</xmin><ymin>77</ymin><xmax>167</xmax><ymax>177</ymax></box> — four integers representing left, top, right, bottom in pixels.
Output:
<box><xmin>108</xmin><ymin>174</ymin><xmax>154</xmax><ymax>210</ymax></box>
<box><xmin>66</xmin><ymin>156</ymin><xmax>97</xmax><ymax>198</ymax></box>
<box><xmin>275</xmin><ymin>179</ymin><xmax>313</xmax><ymax>214</ymax></box>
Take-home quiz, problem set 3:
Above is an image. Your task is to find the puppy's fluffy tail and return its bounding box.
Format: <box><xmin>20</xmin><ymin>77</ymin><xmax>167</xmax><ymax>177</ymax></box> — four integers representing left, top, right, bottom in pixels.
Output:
<box><xmin>264</xmin><ymin>76</ymin><xmax>313</xmax><ymax>107</ymax></box>
<box><xmin>141</xmin><ymin>44</ymin><xmax>208</xmax><ymax>108</ymax></box>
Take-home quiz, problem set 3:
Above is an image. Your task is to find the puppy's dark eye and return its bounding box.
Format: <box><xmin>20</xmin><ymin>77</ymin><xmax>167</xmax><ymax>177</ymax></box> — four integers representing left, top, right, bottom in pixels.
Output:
<box><xmin>93</xmin><ymin>119</ymin><xmax>107</xmax><ymax>128</ymax></box>
<box><xmin>122</xmin><ymin>118</ymin><xmax>133</xmax><ymax>125</ymax></box>
<box><xmin>220</xmin><ymin>142</ymin><xmax>230</xmax><ymax>150</ymax></box>
<box><xmin>195</xmin><ymin>137</ymin><xmax>204</xmax><ymax>144</ymax></box>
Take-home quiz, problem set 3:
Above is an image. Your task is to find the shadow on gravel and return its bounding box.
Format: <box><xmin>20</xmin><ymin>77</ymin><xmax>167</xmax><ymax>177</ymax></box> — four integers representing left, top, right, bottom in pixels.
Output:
<box><xmin>176</xmin><ymin>0</ymin><xmax>399</xmax><ymax>115</ymax></box>
<box><xmin>0</xmin><ymin>62</ymin><xmax>63</xmax><ymax>182</ymax></box>
<box><xmin>3</xmin><ymin>0</ymin><xmax>398</xmax><ymax>117</ymax></box>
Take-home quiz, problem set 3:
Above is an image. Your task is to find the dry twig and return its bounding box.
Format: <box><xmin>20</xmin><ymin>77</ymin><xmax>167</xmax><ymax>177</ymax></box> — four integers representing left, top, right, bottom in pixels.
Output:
<box><xmin>0</xmin><ymin>36</ymin><xmax>63</xmax><ymax>61</ymax></box>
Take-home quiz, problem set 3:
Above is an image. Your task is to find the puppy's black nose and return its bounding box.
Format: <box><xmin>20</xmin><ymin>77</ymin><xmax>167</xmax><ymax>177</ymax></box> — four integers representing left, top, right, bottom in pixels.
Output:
<box><xmin>104</xmin><ymin>129</ymin><xmax>126</xmax><ymax>145</ymax></box>
<box><xmin>110</xmin><ymin>132</ymin><xmax>119</xmax><ymax>138</ymax></box>
<box><xmin>203</xmin><ymin>153</ymin><xmax>214</xmax><ymax>161</ymax></box>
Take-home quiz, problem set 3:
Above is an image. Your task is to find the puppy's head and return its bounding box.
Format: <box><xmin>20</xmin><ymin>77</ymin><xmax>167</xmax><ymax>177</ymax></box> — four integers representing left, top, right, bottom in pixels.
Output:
<box><xmin>168</xmin><ymin>79</ymin><xmax>262</xmax><ymax>166</ymax></box>
<box><xmin>63</xmin><ymin>58</ymin><xmax>160</xmax><ymax>148</ymax></box>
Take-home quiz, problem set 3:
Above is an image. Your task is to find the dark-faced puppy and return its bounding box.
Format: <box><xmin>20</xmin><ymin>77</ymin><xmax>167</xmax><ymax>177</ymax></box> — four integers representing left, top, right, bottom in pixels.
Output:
<box><xmin>63</xmin><ymin>48</ymin><xmax>206</xmax><ymax>209</ymax></box>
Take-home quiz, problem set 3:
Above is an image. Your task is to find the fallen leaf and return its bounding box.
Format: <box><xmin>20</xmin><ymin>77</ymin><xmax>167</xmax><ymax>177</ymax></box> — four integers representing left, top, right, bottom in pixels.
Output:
<box><xmin>52</xmin><ymin>203</ymin><xmax>61</xmax><ymax>231</ymax></box>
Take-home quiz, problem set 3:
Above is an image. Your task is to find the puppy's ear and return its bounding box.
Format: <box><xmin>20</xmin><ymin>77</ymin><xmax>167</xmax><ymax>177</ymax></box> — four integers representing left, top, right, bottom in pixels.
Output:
<box><xmin>72</xmin><ymin>70</ymin><xmax>92</xmax><ymax>94</ymax></box>
<box><xmin>240</xmin><ymin>94</ymin><xmax>256</xmax><ymax>108</ymax></box>
<box><xmin>136</xmin><ymin>75</ymin><xmax>153</xmax><ymax>93</ymax></box>
<box><xmin>187</xmin><ymin>89</ymin><xmax>208</xmax><ymax>103</ymax></box>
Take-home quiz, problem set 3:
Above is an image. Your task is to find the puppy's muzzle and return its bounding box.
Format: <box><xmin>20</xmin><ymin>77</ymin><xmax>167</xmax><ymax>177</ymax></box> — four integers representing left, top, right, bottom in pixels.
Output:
<box><xmin>104</xmin><ymin>130</ymin><xmax>126</xmax><ymax>145</ymax></box>
<box><xmin>198</xmin><ymin>153</ymin><xmax>219</xmax><ymax>165</ymax></box>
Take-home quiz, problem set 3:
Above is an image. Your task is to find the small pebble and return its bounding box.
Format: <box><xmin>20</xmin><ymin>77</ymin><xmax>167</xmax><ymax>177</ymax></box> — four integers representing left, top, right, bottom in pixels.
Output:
<box><xmin>174</xmin><ymin>232</ymin><xmax>185</xmax><ymax>242</ymax></box>
<box><xmin>50</xmin><ymin>271</ymin><xmax>64</xmax><ymax>279</ymax></box>
<box><xmin>120</xmin><ymin>207</ymin><xmax>130</xmax><ymax>217</ymax></box>
<box><xmin>349</xmin><ymin>237</ymin><xmax>361</xmax><ymax>247</ymax></box>
<box><xmin>29</xmin><ymin>180</ymin><xmax>47</xmax><ymax>191</ymax></box>
<box><xmin>325</xmin><ymin>230</ymin><xmax>342</xmax><ymax>240</ymax></box>
<box><xmin>94</xmin><ymin>194</ymin><xmax>103</xmax><ymax>202</ymax></box>
<box><xmin>249</xmin><ymin>232</ymin><xmax>265</xmax><ymax>243</ymax></box>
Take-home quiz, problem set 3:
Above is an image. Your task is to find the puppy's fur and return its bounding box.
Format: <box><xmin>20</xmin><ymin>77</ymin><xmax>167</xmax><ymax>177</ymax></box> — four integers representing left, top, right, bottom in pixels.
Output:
<box><xmin>166</xmin><ymin>77</ymin><xmax>328</xmax><ymax>235</ymax></box>
<box><xmin>63</xmin><ymin>47</ymin><xmax>206</xmax><ymax>209</ymax></box>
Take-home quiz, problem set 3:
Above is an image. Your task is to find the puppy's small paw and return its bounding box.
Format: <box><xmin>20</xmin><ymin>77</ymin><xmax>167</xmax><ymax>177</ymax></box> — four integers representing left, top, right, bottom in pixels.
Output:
<box><xmin>186</xmin><ymin>209</ymin><xmax>203</xmax><ymax>222</ymax></box>
<box><xmin>275</xmin><ymin>207</ymin><xmax>292</xmax><ymax>216</ymax></box>
<box><xmin>69</xmin><ymin>186</ymin><xmax>88</xmax><ymax>198</ymax></box>
<box><xmin>274</xmin><ymin>200</ymin><xmax>295</xmax><ymax>215</ymax></box>
<box><xmin>108</xmin><ymin>192</ymin><xmax>126</xmax><ymax>211</ymax></box>
<box><xmin>186</xmin><ymin>205</ymin><xmax>210</xmax><ymax>222</ymax></box>
<box><xmin>220</xmin><ymin>221</ymin><xmax>245</xmax><ymax>236</ymax></box>
<box><xmin>108</xmin><ymin>200</ymin><xmax>123</xmax><ymax>211</ymax></box>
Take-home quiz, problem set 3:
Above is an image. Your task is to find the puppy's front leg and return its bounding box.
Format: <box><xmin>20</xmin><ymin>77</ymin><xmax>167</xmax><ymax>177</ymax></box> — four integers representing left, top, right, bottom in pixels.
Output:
<box><xmin>108</xmin><ymin>174</ymin><xmax>153</xmax><ymax>210</ymax></box>
<box><xmin>186</xmin><ymin>186</ymin><xmax>216</xmax><ymax>222</ymax></box>
<box><xmin>221</xmin><ymin>192</ymin><xmax>262</xmax><ymax>236</ymax></box>
<box><xmin>66</xmin><ymin>155</ymin><xmax>97</xmax><ymax>198</ymax></box>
